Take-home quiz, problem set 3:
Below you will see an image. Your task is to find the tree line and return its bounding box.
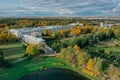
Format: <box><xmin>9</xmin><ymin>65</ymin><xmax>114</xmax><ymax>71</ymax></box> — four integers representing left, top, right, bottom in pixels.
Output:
<box><xmin>59</xmin><ymin>46</ymin><xmax>120</xmax><ymax>80</ymax></box>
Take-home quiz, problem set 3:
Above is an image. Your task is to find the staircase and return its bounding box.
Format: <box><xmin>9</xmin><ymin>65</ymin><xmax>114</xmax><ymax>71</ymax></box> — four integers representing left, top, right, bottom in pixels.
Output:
<box><xmin>43</xmin><ymin>45</ymin><xmax>56</xmax><ymax>54</ymax></box>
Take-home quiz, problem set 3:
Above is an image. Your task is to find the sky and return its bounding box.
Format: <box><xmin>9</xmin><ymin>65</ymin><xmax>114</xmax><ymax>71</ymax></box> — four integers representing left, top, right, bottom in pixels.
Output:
<box><xmin>0</xmin><ymin>0</ymin><xmax>120</xmax><ymax>17</ymax></box>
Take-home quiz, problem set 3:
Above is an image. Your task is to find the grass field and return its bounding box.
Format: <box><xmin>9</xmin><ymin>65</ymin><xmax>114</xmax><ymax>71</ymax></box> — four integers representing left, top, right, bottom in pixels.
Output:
<box><xmin>0</xmin><ymin>42</ymin><xmax>25</xmax><ymax>62</ymax></box>
<box><xmin>94</xmin><ymin>39</ymin><xmax>120</xmax><ymax>53</ymax></box>
<box><xmin>0</xmin><ymin>57</ymin><xmax>71</xmax><ymax>80</ymax></box>
<box><xmin>0</xmin><ymin>56</ymin><xmax>94</xmax><ymax>80</ymax></box>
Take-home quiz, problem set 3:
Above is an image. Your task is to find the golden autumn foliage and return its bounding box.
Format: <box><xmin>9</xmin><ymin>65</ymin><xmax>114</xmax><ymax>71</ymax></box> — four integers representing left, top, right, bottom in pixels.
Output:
<box><xmin>82</xmin><ymin>26</ymin><xmax>88</xmax><ymax>33</ymax></box>
<box><xmin>60</xmin><ymin>29</ymin><xmax>65</xmax><ymax>36</ymax></box>
<box><xmin>74</xmin><ymin>45</ymin><xmax>81</xmax><ymax>51</ymax></box>
<box><xmin>82</xmin><ymin>58</ymin><xmax>104</xmax><ymax>77</ymax></box>
<box><xmin>82</xmin><ymin>68</ymin><xmax>100</xmax><ymax>77</ymax></box>
<box><xmin>82</xmin><ymin>68</ymin><xmax>95</xmax><ymax>76</ymax></box>
<box><xmin>42</xmin><ymin>29</ymin><xmax>51</xmax><ymax>36</ymax></box>
<box><xmin>70</xmin><ymin>26</ymin><xmax>81</xmax><ymax>35</ymax></box>
<box><xmin>26</xmin><ymin>44</ymin><xmax>40</xmax><ymax>56</ymax></box>
<box><xmin>0</xmin><ymin>27</ymin><xmax>16</xmax><ymax>43</ymax></box>
<box><xmin>87</xmin><ymin>59</ymin><xmax>93</xmax><ymax>70</ymax></box>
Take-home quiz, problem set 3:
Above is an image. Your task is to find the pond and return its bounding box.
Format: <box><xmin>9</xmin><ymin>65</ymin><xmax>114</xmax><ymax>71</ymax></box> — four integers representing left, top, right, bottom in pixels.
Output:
<box><xmin>18</xmin><ymin>68</ymin><xmax>90</xmax><ymax>80</ymax></box>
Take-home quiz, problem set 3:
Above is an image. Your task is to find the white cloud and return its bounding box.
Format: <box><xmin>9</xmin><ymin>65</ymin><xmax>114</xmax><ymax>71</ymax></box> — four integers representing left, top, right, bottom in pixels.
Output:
<box><xmin>1</xmin><ymin>0</ymin><xmax>120</xmax><ymax>16</ymax></box>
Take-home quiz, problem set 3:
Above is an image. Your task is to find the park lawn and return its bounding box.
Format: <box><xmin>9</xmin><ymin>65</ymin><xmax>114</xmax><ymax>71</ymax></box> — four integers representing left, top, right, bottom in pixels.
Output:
<box><xmin>0</xmin><ymin>57</ymin><xmax>71</xmax><ymax>80</ymax></box>
<box><xmin>0</xmin><ymin>42</ymin><xmax>25</xmax><ymax>62</ymax></box>
<box><xmin>0</xmin><ymin>56</ymin><xmax>95</xmax><ymax>80</ymax></box>
<box><xmin>94</xmin><ymin>39</ymin><xmax>120</xmax><ymax>53</ymax></box>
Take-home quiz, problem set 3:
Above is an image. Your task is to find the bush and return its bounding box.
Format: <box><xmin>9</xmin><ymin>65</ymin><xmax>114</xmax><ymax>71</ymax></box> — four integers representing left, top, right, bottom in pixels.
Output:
<box><xmin>51</xmin><ymin>62</ymin><xmax>64</xmax><ymax>66</ymax></box>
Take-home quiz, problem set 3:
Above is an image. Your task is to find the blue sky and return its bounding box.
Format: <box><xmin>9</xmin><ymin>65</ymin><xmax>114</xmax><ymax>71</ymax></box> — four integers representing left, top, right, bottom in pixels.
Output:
<box><xmin>0</xmin><ymin>0</ymin><xmax>120</xmax><ymax>17</ymax></box>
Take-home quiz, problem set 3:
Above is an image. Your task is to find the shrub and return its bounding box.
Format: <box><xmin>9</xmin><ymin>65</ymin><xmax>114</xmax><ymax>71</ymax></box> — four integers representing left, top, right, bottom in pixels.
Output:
<box><xmin>51</xmin><ymin>62</ymin><xmax>64</xmax><ymax>66</ymax></box>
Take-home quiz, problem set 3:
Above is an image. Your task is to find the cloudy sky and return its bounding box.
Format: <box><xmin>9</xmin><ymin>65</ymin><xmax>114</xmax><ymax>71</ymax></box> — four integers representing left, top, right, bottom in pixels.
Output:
<box><xmin>0</xmin><ymin>0</ymin><xmax>120</xmax><ymax>17</ymax></box>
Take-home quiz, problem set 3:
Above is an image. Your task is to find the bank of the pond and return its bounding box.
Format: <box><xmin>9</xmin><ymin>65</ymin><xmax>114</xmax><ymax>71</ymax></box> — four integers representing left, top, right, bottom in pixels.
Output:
<box><xmin>18</xmin><ymin>68</ymin><xmax>90</xmax><ymax>80</ymax></box>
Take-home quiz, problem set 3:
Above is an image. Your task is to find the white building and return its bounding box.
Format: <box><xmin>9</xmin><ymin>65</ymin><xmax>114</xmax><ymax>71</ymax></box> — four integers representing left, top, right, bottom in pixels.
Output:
<box><xmin>69</xmin><ymin>23</ymin><xmax>83</xmax><ymax>27</ymax></box>
<box><xmin>100</xmin><ymin>22</ymin><xmax>114</xmax><ymax>28</ymax></box>
<box><xmin>22</xmin><ymin>35</ymin><xmax>45</xmax><ymax>44</ymax></box>
<box><xmin>100</xmin><ymin>22</ymin><xmax>103</xmax><ymax>27</ymax></box>
<box><xmin>9</xmin><ymin>29</ymin><xmax>23</xmax><ymax>38</ymax></box>
<box><xmin>9</xmin><ymin>24</ymin><xmax>76</xmax><ymax>45</ymax></box>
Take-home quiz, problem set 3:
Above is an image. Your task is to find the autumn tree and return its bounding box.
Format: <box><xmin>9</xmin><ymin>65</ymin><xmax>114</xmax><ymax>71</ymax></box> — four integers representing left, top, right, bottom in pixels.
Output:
<box><xmin>70</xmin><ymin>26</ymin><xmax>81</xmax><ymax>35</ymax></box>
<box><xmin>51</xmin><ymin>30</ymin><xmax>61</xmax><ymax>39</ymax></box>
<box><xmin>26</xmin><ymin>44</ymin><xmax>40</xmax><ymax>56</ymax></box>
<box><xmin>59</xmin><ymin>46</ymin><xmax>78</xmax><ymax>67</ymax></box>
<box><xmin>106</xmin><ymin>64</ymin><xmax>120</xmax><ymax>80</ymax></box>
<box><xmin>77</xmin><ymin>52</ymin><xmax>91</xmax><ymax>67</ymax></box>
<box><xmin>74</xmin><ymin>45</ymin><xmax>81</xmax><ymax>51</ymax></box>
<box><xmin>104</xmin><ymin>49</ymin><xmax>110</xmax><ymax>55</ymax></box>
<box><xmin>42</xmin><ymin>29</ymin><xmax>51</xmax><ymax>36</ymax></box>
<box><xmin>0</xmin><ymin>27</ymin><xmax>17</xmax><ymax>44</ymax></box>
<box><xmin>87</xmin><ymin>59</ymin><xmax>93</xmax><ymax>70</ymax></box>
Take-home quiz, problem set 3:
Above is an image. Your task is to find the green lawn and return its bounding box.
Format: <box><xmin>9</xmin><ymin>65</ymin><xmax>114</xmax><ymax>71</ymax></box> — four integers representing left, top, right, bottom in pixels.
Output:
<box><xmin>0</xmin><ymin>57</ymin><xmax>70</xmax><ymax>80</ymax></box>
<box><xmin>0</xmin><ymin>42</ymin><xmax>25</xmax><ymax>62</ymax></box>
<box><xmin>94</xmin><ymin>39</ymin><xmax>120</xmax><ymax>53</ymax></box>
<box><xmin>0</xmin><ymin>57</ymin><xmax>94</xmax><ymax>80</ymax></box>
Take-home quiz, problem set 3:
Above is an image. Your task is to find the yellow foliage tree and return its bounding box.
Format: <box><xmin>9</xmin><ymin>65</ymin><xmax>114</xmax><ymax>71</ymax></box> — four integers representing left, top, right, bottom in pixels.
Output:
<box><xmin>87</xmin><ymin>59</ymin><xmax>93</xmax><ymax>70</ymax></box>
<box><xmin>82</xmin><ymin>26</ymin><xmax>88</xmax><ymax>33</ymax></box>
<box><xmin>26</xmin><ymin>44</ymin><xmax>39</xmax><ymax>56</ymax></box>
<box><xmin>70</xmin><ymin>26</ymin><xmax>81</xmax><ymax>35</ymax></box>
<box><xmin>104</xmin><ymin>49</ymin><xmax>110</xmax><ymax>55</ymax></box>
<box><xmin>74</xmin><ymin>45</ymin><xmax>81</xmax><ymax>51</ymax></box>
<box><xmin>60</xmin><ymin>29</ymin><xmax>65</xmax><ymax>36</ymax></box>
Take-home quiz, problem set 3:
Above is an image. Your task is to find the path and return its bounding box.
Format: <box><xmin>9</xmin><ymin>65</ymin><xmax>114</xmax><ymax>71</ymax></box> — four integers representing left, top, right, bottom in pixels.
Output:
<box><xmin>11</xmin><ymin>57</ymin><xmax>27</xmax><ymax>64</ymax></box>
<box><xmin>40</xmin><ymin>53</ymin><xmax>59</xmax><ymax>57</ymax></box>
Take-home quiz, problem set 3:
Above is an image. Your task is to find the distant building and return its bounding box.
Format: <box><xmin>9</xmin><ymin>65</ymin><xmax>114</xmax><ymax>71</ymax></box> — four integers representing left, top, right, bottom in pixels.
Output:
<box><xmin>69</xmin><ymin>23</ymin><xmax>83</xmax><ymax>27</ymax></box>
<box><xmin>100</xmin><ymin>22</ymin><xmax>104</xmax><ymax>27</ymax></box>
<box><xmin>100</xmin><ymin>22</ymin><xmax>114</xmax><ymax>28</ymax></box>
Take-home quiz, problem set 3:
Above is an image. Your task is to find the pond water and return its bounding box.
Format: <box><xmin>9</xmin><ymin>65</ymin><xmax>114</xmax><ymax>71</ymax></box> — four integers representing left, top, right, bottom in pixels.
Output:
<box><xmin>18</xmin><ymin>68</ymin><xmax>90</xmax><ymax>80</ymax></box>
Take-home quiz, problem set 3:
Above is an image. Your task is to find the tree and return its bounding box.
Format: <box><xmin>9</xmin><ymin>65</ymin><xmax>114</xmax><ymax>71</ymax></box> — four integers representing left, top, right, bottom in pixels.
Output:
<box><xmin>104</xmin><ymin>49</ymin><xmax>110</xmax><ymax>55</ymax></box>
<box><xmin>26</xmin><ymin>44</ymin><xmax>40</xmax><ymax>56</ymax></box>
<box><xmin>74</xmin><ymin>45</ymin><xmax>81</xmax><ymax>51</ymax></box>
<box><xmin>42</xmin><ymin>29</ymin><xmax>51</xmax><ymax>36</ymax></box>
<box><xmin>107</xmin><ymin>64</ymin><xmax>120</xmax><ymax>80</ymax></box>
<box><xmin>77</xmin><ymin>52</ymin><xmax>91</xmax><ymax>67</ymax></box>
<box><xmin>87</xmin><ymin>59</ymin><xmax>93</xmax><ymax>70</ymax></box>
<box><xmin>93</xmin><ymin>57</ymin><xmax>105</xmax><ymax>72</ymax></box>
<box><xmin>70</xmin><ymin>26</ymin><xmax>81</xmax><ymax>35</ymax></box>
<box><xmin>51</xmin><ymin>30</ymin><xmax>61</xmax><ymax>39</ymax></box>
<box><xmin>59</xmin><ymin>46</ymin><xmax>78</xmax><ymax>67</ymax></box>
